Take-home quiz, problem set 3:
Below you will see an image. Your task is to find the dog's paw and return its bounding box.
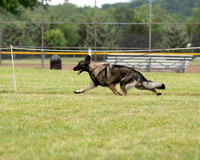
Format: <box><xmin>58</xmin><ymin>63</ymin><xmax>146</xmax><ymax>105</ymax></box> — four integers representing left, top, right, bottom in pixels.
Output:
<box><xmin>157</xmin><ymin>93</ymin><xmax>162</xmax><ymax>96</ymax></box>
<box><xmin>117</xmin><ymin>92</ymin><xmax>122</xmax><ymax>96</ymax></box>
<box><xmin>74</xmin><ymin>90</ymin><xmax>82</xmax><ymax>94</ymax></box>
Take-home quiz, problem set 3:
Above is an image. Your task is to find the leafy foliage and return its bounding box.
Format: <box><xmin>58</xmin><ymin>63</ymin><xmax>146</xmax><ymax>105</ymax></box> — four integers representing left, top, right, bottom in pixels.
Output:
<box><xmin>107</xmin><ymin>0</ymin><xmax>198</xmax><ymax>20</ymax></box>
<box><xmin>155</xmin><ymin>0</ymin><xmax>197</xmax><ymax>20</ymax></box>
<box><xmin>162</xmin><ymin>24</ymin><xmax>189</xmax><ymax>52</ymax></box>
<box><xmin>186</xmin><ymin>3</ymin><xmax>200</xmax><ymax>47</ymax></box>
<box><xmin>0</xmin><ymin>0</ymin><xmax>45</xmax><ymax>14</ymax></box>
<box><xmin>1</xmin><ymin>0</ymin><xmax>200</xmax><ymax>49</ymax></box>
<box><xmin>44</xmin><ymin>29</ymin><xmax>67</xmax><ymax>47</ymax></box>
<box><xmin>2</xmin><ymin>23</ymin><xmax>41</xmax><ymax>47</ymax></box>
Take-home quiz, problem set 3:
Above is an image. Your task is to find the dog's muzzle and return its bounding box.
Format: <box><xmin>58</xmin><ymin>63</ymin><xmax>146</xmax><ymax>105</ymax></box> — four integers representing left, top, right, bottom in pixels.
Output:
<box><xmin>73</xmin><ymin>66</ymin><xmax>83</xmax><ymax>75</ymax></box>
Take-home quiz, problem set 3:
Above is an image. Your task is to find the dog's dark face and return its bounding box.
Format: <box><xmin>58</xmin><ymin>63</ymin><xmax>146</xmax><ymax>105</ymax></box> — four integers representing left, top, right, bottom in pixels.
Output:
<box><xmin>73</xmin><ymin>55</ymin><xmax>91</xmax><ymax>75</ymax></box>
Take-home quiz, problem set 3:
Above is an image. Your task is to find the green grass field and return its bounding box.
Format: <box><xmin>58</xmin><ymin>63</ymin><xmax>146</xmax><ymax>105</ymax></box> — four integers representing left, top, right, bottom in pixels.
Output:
<box><xmin>0</xmin><ymin>67</ymin><xmax>200</xmax><ymax>160</ymax></box>
<box><xmin>2</xmin><ymin>57</ymin><xmax>84</xmax><ymax>65</ymax></box>
<box><xmin>191</xmin><ymin>59</ymin><xmax>200</xmax><ymax>66</ymax></box>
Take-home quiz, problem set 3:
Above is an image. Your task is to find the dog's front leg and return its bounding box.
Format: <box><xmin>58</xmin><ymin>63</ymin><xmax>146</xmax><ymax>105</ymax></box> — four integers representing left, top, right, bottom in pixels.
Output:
<box><xmin>74</xmin><ymin>82</ymin><xmax>97</xmax><ymax>94</ymax></box>
<box><xmin>108</xmin><ymin>84</ymin><xmax>122</xmax><ymax>96</ymax></box>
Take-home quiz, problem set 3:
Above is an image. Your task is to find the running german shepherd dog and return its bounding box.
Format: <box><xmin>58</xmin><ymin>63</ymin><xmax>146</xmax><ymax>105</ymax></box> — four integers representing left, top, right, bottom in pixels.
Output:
<box><xmin>73</xmin><ymin>55</ymin><xmax>165</xmax><ymax>96</ymax></box>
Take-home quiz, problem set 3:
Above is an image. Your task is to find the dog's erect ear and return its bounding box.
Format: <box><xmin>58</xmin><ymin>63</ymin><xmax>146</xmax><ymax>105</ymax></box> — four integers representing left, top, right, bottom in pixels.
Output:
<box><xmin>85</xmin><ymin>55</ymin><xmax>91</xmax><ymax>63</ymax></box>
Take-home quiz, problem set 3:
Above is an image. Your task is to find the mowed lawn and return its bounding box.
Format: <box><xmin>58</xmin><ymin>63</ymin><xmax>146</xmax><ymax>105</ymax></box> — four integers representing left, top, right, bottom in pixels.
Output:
<box><xmin>0</xmin><ymin>67</ymin><xmax>200</xmax><ymax>160</ymax></box>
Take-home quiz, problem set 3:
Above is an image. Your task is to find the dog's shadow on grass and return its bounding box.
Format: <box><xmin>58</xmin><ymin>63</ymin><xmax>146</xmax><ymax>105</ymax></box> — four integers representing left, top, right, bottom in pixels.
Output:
<box><xmin>0</xmin><ymin>90</ymin><xmax>13</xmax><ymax>94</ymax></box>
<box><xmin>1</xmin><ymin>90</ymin><xmax>199</xmax><ymax>97</ymax></box>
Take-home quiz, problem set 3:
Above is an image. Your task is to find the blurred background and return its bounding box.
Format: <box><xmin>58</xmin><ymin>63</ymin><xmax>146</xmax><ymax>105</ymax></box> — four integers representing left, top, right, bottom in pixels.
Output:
<box><xmin>0</xmin><ymin>0</ymin><xmax>200</xmax><ymax>70</ymax></box>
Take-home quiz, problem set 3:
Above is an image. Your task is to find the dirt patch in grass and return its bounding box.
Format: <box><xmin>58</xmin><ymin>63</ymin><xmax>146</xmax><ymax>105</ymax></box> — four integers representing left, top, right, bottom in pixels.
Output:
<box><xmin>186</xmin><ymin>65</ymin><xmax>200</xmax><ymax>73</ymax></box>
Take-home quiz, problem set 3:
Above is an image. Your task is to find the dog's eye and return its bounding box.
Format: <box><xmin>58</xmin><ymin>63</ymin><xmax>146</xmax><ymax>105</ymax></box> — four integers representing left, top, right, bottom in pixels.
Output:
<box><xmin>79</xmin><ymin>61</ymin><xmax>85</xmax><ymax>66</ymax></box>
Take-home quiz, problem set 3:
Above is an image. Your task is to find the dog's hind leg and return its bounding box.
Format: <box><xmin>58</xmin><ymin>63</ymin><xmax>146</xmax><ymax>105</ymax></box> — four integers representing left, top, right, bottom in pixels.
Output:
<box><xmin>120</xmin><ymin>85</ymin><xmax>127</xmax><ymax>96</ymax></box>
<box><xmin>108</xmin><ymin>84</ymin><xmax>122</xmax><ymax>96</ymax></box>
<box><xmin>121</xmin><ymin>88</ymin><xmax>127</xmax><ymax>96</ymax></box>
<box><xmin>74</xmin><ymin>82</ymin><xmax>97</xmax><ymax>94</ymax></box>
<box><xmin>120</xmin><ymin>80</ymin><xmax>137</xmax><ymax>96</ymax></box>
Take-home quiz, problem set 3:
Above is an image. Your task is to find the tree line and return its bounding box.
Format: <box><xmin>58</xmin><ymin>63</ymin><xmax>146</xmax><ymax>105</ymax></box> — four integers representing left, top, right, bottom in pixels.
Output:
<box><xmin>0</xmin><ymin>0</ymin><xmax>200</xmax><ymax>51</ymax></box>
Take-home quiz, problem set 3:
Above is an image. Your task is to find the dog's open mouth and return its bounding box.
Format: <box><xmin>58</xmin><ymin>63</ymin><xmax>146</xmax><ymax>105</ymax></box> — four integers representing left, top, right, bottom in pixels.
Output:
<box><xmin>77</xmin><ymin>69</ymin><xmax>83</xmax><ymax>75</ymax></box>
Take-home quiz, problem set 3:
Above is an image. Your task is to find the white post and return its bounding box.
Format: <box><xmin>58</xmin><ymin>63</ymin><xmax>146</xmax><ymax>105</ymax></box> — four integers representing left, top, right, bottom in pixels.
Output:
<box><xmin>147</xmin><ymin>0</ymin><xmax>152</xmax><ymax>72</ymax></box>
<box><xmin>88</xmin><ymin>47</ymin><xmax>92</xmax><ymax>57</ymax></box>
<box><xmin>41</xmin><ymin>0</ymin><xmax>45</xmax><ymax>69</ymax></box>
<box><xmin>10</xmin><ymin>45</ymin><xmax>17</xmax><ymax>92</ymax></box>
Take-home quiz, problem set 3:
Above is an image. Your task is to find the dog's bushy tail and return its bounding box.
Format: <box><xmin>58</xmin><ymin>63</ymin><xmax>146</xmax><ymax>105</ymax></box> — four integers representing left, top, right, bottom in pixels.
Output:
<box><xmin>142</xmin><ymin>81</ymin><xmax>165</xmax><ymax>90</ymax></box>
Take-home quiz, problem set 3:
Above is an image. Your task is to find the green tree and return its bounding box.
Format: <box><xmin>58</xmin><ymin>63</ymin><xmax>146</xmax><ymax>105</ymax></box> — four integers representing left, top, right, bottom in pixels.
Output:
<box><xmin>121</xmin><ymin>14</ymin><xmax>149</xmax><ymax>47</ymax></box>
<box><xmin>130</xmin><ymin>0</ymin><xmax>197</xmax><ymax>20</ymax></box>
<box><xmin>2</xmin><ymin>24</ymin><xmax>24</xmax><ymax>46</ymax></box>
<box><xmin>60</xmin><ymin>25</ymin><xmax>79</xmax><ymax>47</ymax></box>
<box><xmin>44</xmin><ymin>29</ymin><xmax>67</xmax><ymax>47</ymax></box>
<box><xmin>155</xmin><ymin>0</ymin><xmax>197</xmax><ymax>20</ymax></box>
<box><xmin>83</xmin><ymin>22</ymin><xmax>118</xmax><ymax>48</ymax></box>
<box><xmin>114</xmin><ymin>6</ymin><xmax>135</xmax><ymax>22</ymax></box>
<box><xmin>78</xmin><ymin>12</ymin><xmax>119</xmax><ymax>49</ymax></box>
<box><xmin>135</xmin><ymin>4</ymin><xmax>169</xmax><ymax>23</ymax></box>
<box><xmin>46</xmin><ymin>3</ymin><xmax>79</xmax><ymax>22</ymax></box>
<box><xmin>0</xmin><ymin>0</ymin><xmax>49</xmax><ymax>14</ymax></box>
<box><xmin>129</xmin><ymin>0</ymin><xmax>148</xmax><ymax>8</ymax></box>
<box><xmin>78</xmin><ymin>23</ymin><xmax>88</xmax><ymax>47</ymax></box>
<box><xmin>162</xmin><ymin>24</ymin><xmax>189</xmax><ymax>52</ymax></box>
<box><xmin>2</xmin><ymin>23</ymin><xmax>41</xmax><ymax>47</ymax></box>
<box><xmin>186</xmin><ymin>3</ymin><xmax>200</xmax><ymax>46</ymax></box>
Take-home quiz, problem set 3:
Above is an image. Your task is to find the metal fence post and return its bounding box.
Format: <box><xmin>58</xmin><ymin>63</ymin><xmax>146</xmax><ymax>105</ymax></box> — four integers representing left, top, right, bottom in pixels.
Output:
<box><xmin>41</xmin><ymin>0</ymin><xmax>45</xmax><ymax>69</ymax></box>
<box><xmin>94</xmin><ymin>0</ymin><xmax>97</xmax><ymax>61</ymax></box>
<box><xmin>148</xmin><ymin>0</ymin><xmax>152</xmax><ymax>72</ymax></box>
<box><xmin>10</xmin><ymin>45</ymin><xmax>17</xmax><ymax>92</ymax></box>
<box><xmin>182</xmin><ymin>57</ymin><xmax>186</xmax><ymax>73</ymax></box>
<box><xmin>0</xmin><ymin>14</ymin><xmax>2</xmax><ymax>66</ymax></box>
